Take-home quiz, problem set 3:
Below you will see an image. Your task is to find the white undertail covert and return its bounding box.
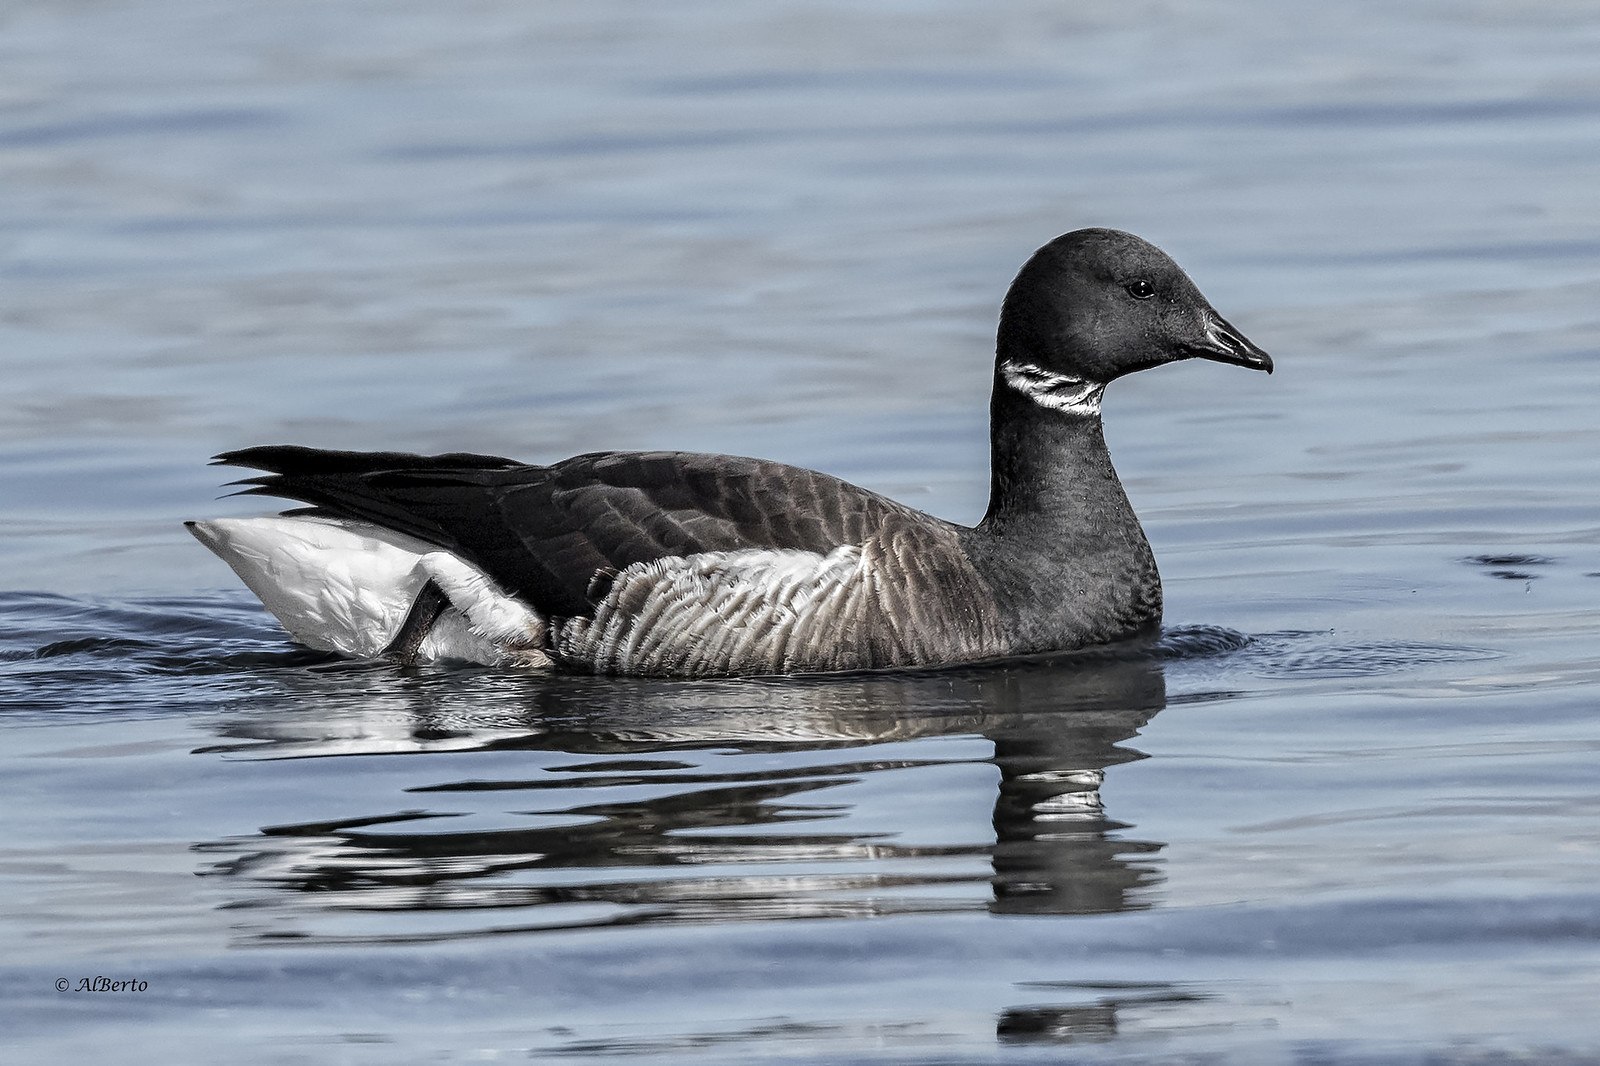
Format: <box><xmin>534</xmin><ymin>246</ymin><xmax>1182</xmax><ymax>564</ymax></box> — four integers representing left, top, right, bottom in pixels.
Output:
<box><xmin>186</xmin><ymin>516</ymin><xmax>547</xmax><ymax>666</ymax></box>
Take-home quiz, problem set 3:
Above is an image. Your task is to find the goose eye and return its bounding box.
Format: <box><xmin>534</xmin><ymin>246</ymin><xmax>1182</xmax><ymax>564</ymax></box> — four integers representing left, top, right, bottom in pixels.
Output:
<box><xmin>1125</xmin><ymin>279</ymin><xmax>1156</xmax><ymax>300</ymax></box>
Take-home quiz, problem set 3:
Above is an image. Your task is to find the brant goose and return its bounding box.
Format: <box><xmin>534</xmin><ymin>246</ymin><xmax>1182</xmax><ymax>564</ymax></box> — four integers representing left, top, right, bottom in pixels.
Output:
<box><xmin>189</xmin><ymin>228</ymin><xmax>1271</xmax><ymax>676</ymax></box>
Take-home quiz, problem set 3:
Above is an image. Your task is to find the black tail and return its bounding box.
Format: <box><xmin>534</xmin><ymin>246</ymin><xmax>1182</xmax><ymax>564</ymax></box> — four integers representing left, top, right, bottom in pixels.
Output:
<box><xmin>213</xmin><ymin>445</ymin><xmax>520</xmax><ymax>477</ymax></box>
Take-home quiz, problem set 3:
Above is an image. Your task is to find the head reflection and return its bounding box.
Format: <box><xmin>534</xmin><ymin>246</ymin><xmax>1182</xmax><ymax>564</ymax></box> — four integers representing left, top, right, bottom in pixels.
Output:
<box><xmin>198</xmin><ymin>645</ymin><xmax>1170</xmax><ymax>941</ymax></box>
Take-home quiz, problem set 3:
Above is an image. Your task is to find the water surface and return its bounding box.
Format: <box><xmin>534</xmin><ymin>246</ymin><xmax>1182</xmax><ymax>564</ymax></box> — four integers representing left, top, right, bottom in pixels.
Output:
<box><xmin>4</xmin><ymin>1</ymin><xmax>1600</xmax><ymax>1062</ymax></box>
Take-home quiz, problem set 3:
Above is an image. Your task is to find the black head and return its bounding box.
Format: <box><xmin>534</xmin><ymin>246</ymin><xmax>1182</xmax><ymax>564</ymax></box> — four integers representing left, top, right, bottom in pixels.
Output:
<box><xmin>996</xmin><ymin>228</ymin><xmax>1271</xmax><ymax>394</ymax></box>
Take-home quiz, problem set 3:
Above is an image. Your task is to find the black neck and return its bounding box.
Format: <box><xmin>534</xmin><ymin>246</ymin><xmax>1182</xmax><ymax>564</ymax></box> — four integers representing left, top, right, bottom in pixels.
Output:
<box><xmin>976</xmin><ymin>378</ymin><xmax>1133</xmax><ymax>543</ymax></box>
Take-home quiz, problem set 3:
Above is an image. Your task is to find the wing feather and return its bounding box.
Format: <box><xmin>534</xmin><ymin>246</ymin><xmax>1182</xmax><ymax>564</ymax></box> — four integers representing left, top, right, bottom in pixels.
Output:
<box><xmin>211</xmin><ymin>445</ymin><xmax>943</xmax><ymax>620</ymax></box>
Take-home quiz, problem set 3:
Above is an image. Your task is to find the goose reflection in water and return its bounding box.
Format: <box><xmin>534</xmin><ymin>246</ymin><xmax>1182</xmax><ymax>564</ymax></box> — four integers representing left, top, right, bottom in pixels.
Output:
<box><xmin>196</xmin><ymin>634</ymin><xmax>1238</xmax><ymax>943</ymax></box>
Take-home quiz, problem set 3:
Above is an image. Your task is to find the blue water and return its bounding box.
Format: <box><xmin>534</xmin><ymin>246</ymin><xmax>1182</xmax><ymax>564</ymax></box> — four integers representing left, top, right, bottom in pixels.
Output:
<box><xmin>4</xmin><ymin>1</ymin><xmax>1600</xmax><ymax>1062</ymax></box>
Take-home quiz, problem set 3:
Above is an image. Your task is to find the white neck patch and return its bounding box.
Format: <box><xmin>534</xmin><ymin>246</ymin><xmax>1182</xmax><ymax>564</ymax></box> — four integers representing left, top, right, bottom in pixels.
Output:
<box><xmin>1000</xmin><ymin>361</ymin><xmax>1105</xmax><ymax>415</ymax></box>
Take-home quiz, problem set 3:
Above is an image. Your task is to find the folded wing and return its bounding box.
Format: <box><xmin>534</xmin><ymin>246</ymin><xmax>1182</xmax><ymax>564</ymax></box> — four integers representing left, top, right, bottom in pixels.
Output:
<box><xmin>214</xmin><ymin>445</ymin><xmax>935</xmax><ymax>622</ymax></box>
